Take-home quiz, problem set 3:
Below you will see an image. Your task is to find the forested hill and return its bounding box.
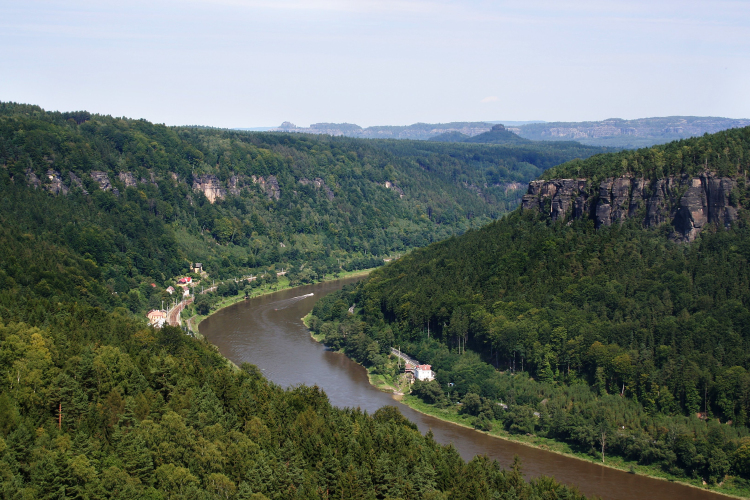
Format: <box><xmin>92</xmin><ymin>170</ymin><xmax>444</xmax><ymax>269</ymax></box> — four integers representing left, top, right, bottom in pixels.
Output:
<box><xmin>312</xmin><ymin>127</ymin><xmax>750</xmax><ymax>487</ymax></box>
<box><xmin>0</xmin><ymin>103</ymin><xmax>593</xmax><ymax>498</ymax></box>
<box><xmin>430</xmin><ymin>125</ymin><xmax>534</xmax><ymax>146</ymax></box>
<box><xmin>0</xmin><ymin>101</ymin><xmax>604</xmax><ymax>316</ymax></box>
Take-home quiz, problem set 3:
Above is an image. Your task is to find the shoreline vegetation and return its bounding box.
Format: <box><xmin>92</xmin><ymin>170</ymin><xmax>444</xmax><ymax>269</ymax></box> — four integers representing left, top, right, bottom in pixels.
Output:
<box><xmin>305</xmin><ymin>317</ymin><xmax>747</xmax><ymax>500</ymax></box>
<box><xmin>184</xmin><ymin>270</ymin><xmax>744</xmax><ymax>498</ymax></box>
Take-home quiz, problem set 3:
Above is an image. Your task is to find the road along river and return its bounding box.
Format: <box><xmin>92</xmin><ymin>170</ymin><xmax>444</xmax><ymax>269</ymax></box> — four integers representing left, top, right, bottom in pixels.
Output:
<box><xmin>199</xmin><ymin>277</ymin><xmax>729</xmax><ymax>500</ymax></box>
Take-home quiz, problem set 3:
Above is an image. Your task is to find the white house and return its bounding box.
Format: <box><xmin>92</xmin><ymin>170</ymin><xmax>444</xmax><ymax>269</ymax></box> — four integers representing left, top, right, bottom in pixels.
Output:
<box><xmin>414</xmin><ymin>364</ymin><xmax>435</xmax><ymax>382</ymax></box>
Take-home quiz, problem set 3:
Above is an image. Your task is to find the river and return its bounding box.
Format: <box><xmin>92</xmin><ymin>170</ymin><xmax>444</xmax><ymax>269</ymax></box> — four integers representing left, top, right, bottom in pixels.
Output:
<box><xmin>199</xmin><ymin>277</ymin><xmax>728</xmax><ymax>500</ymax></box>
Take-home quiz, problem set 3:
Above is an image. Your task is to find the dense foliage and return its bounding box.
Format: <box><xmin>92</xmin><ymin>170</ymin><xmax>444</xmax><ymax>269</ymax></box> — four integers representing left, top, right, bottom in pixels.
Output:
<box><xmin>0</xmin><ymin>102</ymin><xmax>603</xmax><ymax>315</ymax></box>
<box><xmin>307</xmin><ymin>129</ymin><xmax>750</xmax><ymax>485</ymax></box>
<box><xmin>0</xmin><ymin>102</ymin><xmax>598</xmax><ymax>498</ymax></box>
<box><xmin>0</xmin><ymin>288</ymin><xmax>590</xmax><ymax>499</ymax></box>
<box><xmin>543</xmin><ymin>126</ymin><xmax>750</xmax><ymax>185</ymax></box>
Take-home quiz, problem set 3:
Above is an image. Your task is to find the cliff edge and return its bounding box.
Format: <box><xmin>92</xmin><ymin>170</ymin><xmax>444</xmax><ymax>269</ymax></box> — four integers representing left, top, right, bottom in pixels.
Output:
<box><xmin>521</xmin><ymin>172</ymin><xmax>741</xmax><ymax>242</ymax></box>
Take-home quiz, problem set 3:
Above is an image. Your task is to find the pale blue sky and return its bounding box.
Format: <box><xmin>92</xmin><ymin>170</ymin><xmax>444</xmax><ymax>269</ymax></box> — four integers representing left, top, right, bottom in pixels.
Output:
<box><xmin>1</xmin><ymin>0</ymin><xmax>748</xmax><ymax>127</ymax></box>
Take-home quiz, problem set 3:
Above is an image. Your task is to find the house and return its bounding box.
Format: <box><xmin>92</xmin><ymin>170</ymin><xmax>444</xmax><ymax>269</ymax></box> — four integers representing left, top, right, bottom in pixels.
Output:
<box><xmin>177</xmin><ymin>276</ymin><xmax>192</xmax><ymax>285</ymax></box>
<box><xmin>414</xmin><ymin>364</ymin><xmax>435</xmax><ymax>382</ymax></box>
<box><xmin>146</xmin><ymin>309</ymin><xmax>167</xmax><ymax>328</ymax></box>
<box><xmin>183</xmin><ymin>287</ymin><xmax>190</xmax><ymax>297</ymax></box>
<box><xmin>191</xmin><ymin>263</ymin><xmax>203</xmax><ymax>274</ymax></box>
<box><xmin>166</xmin><ymin>286</ymin><xmax>175</xmax><ymax>295</ymax></box>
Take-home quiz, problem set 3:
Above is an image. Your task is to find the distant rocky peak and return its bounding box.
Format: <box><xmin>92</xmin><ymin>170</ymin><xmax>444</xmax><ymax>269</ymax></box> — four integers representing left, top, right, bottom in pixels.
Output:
<box><xmin>521</xmin><ymin>172</ymin><xmax>741</xmax><ymax>242</ymax></box>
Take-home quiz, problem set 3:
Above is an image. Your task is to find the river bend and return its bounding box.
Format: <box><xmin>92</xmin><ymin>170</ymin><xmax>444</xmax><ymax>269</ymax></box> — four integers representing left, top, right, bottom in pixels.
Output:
<box><xmin>200</xmin><ymin>278</ymin><xmax>727</xmax><ymax>500</ymax></box>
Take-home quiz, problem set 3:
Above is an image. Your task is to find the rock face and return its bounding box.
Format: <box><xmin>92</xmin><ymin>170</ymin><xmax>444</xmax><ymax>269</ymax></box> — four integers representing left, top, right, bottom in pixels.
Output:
<box><xmin>521</xmin><ymin>179</ymin><xmax>589</xmax><ymax>221</ymax></box>
<box><xmin>118</xmin><ymin>172</ymin><xmax>138</xmax><ymax>188</ymax></box>
<box><xmin>521</xmin><ymin>172</ymin><xmax>740</xmax><ymax>242</ymax></box>
<box><xmin>46</xmin><ymin>170</ymin><xmax>69</xmax><ymax>195</ymax></box>
<box><xmin>252</xmin><ymin>175</ymin><xmax>281</xmax><ymax>200</ymax></box>
<box><xmin>25</xmin><ymin>169</ymin><xmax>42</xmax><ymax>189</ymax></box>
<box><xmin>69</xmin><ymin>172</ymin><xmax>88</xmax><ymax>194</ymax></box>
<box><xmin>91</xmin><ymin>171</ymin><xmax>113</xmax><ymax>191</ymax></box>
<box><xmin>384</xmin><ymin>181</ymin><xmax>405</xmax><ymax>198</ymax></box>
<box><xmin>228</xmin><ymin>176</ymin><xmax>241</xmax><ymax>196</ymax></box>
<box><xmin>193</xmin><ymin>174</ymin><xmax>226</xmax><ymax>203</ymax></box>
<box><xmin>299</xmin><ymin>177</ymin><xmax>334</xmax><ymax>200</ymax></box>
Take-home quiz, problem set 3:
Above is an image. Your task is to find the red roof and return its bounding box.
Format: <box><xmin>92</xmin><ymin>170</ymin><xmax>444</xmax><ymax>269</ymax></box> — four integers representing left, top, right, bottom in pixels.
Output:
<box><xmin>417</xmin><ymin>364</ymin><xmax>432</xmax><ymax>371</ymax></box>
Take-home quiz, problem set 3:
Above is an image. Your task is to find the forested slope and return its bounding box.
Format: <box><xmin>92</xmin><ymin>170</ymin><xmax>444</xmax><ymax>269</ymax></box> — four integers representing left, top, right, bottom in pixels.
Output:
<box><xmin>0</xmin><ymin>301</ymin><xmax>589</xmax><ymax>498</ymax></box>
<box><xmin>308</xmin><ymin>127</ymin><xmax>750</xmax><ymax>488</ymax></box>
<box><xmin>0</xmin><ymin>104</ymin><xmax>597</xmax><ymax>497</ymax></box>
<box><xmin>0</xmin><ymin>102</ymin><xmax>603</xmax><ymax>315</ymax></box>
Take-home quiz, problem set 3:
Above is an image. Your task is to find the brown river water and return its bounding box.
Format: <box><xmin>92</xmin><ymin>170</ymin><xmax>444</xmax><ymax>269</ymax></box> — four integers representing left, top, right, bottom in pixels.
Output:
<box><xmin>200</xmin><ymin>277</ymin><xmax>728</xmax><ymax>500</ymax></box>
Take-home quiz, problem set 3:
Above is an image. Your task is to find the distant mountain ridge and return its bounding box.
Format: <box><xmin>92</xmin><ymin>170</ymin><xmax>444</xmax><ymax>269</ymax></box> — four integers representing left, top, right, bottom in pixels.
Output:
<box><xmin>512</xmin><ymin>116</ymin><xmax>750</xmax><ymax>148</ymax></box>
<box><xmin>260</xmin><ymin>117</ymin><xmax>750</xmax><ymax>148</ymax></box>
<box><xmin>271</xmin><ymin>121</ymin><xmax>496</xmax><ymax>140</ymax></box>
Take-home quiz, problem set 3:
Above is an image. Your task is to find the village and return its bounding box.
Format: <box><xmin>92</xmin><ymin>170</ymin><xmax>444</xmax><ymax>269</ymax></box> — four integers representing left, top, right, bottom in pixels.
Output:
<box><xmin>144</xmin><ymin>262</ymin><xmax>292</xmax><ymax>329</ymax></box>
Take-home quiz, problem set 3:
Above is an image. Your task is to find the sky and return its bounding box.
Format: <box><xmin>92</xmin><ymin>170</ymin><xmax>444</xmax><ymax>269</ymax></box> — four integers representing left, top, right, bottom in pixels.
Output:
<box><xmin>1</xmin><ymin>0</ymin><xmax>749</xmax><ymax>128</ymax></box>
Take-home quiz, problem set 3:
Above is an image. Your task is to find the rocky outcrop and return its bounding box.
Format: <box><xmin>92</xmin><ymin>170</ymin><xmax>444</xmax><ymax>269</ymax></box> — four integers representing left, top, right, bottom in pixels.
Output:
<box><xmin>193</xmin><ymin>174</ymin><xmax>226</xmax><ymax>203</ymax></box>
<box><xmin>299</xmin><ymin>177</ymin><xmax>334</xmax><ymax>200</ymax></box>
<box><xmin>252</xmin><ymin>175</ymin><xmax>281</xmax><ymax>200</ymax></box>
<box><xmin>521</xmin><ymin>179</ymin><xmax>589</xmax><ymax>221</ymax></box>
<box><xmin>384</xmin><ymin>181</ymin><xmax>405</xmax><ymax>198</ymax></box>
<box><xmin>118</xmin><ymin>172</ymin><xmax>138</xmax><ymax>188</ymax></box>
<box><xmin>139</xmin><ymin>172</ymin><xmax>158</xmax><ymax>187</ymax></box>
<box><xmin>69</xmin><ymin>172</ymin><xmax>88</xmax><ymax>194</ymax></box>
<box><xmin>672</xmin><ymin>176</ymin><xmax>738</xmax><ymax>242</ymax></box>
<box><xmin>90</xmin><ymin>171</ymin><xmax>115</xmax><ymax>193</ymax></box>
<box><xmin>228</xmin><ymin>176</ymin><xmax>241</xmax><ymax>196</ymax></box>
<box><xmin>46</xmin><ymin>170</ymin><xmax>68</xmax><ymax>195</ymax></box>
<box><xmin>521</xmin><ymin>172</ymin><xmax>740</xmax><ymax>242</ymax></box>
<box><xmin>25</xmin><ymin>169</ymin><xmax>42</xmax><ymax>189</ymax></box>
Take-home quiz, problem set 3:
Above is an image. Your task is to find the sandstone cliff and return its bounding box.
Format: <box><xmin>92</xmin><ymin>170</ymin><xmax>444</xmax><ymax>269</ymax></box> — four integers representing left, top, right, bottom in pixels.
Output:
<box><xmin>252</xmin><ymin>175</ymin><xmax>281</xmax><ymax>200</ymax></box>
<box><xmin>193</xmin><ymin>174</ymin><xmax>226</xmax><ymax>203</ymax></box>
<box><xmin>521</xmin><ymin>172</ymin><xmax>740</xmax><ymax>242</ymax></box>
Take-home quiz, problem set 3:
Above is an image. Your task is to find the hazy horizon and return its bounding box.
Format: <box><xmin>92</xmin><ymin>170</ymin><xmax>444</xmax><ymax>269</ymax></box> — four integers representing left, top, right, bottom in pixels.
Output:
<box><xmin>2</xmin><ymin>1</ymin><xmax>748</xmax><ymax>128</ymax></box>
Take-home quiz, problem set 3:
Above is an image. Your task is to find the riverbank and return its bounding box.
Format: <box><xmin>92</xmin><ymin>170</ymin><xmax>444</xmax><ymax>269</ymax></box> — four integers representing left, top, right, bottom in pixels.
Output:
<box><xmin>185</xmin><ymin>268</ymin><xmax>375</xmax><ymax>336</ymax></box>
<box><xmin>303</xmin><ymin>312</ymin><xmax>410</xmax><ymax>395</ymax></box>
<box><xmin>400</xmin><ymin>396</ymin><xmax>747</xmax><ymax>499</ymax></box>
<box><xmin>303</xmin><ymin>321</ymin><xmax>747</xmax><ymax>499</ymax></box>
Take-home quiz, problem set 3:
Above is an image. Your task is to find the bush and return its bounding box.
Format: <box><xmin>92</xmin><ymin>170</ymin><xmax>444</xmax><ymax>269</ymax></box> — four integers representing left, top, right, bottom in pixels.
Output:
<box><xmin>412</xmin><ymin>380</ymin><xmax>444</xmax><ymax>404</ymax></box>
